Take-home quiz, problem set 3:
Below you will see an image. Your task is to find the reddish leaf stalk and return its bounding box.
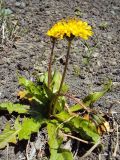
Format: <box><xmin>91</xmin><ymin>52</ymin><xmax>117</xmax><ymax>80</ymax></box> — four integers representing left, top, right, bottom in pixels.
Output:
<box><xmin>48</xmin><ymin>38</ymin><xmax>55</xmax><ymax>88</ymax></box>
<box><xmin>57</xmin><ymin>40</ymin><xmax>72</xmax><ymax>95</ymax></box>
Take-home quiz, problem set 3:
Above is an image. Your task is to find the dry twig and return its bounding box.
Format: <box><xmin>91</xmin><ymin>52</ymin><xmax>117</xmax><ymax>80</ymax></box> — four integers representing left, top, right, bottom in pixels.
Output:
<box><xmin>60</xmin><ymin>93</ymin><xmax>90</xmax><ymax>112</ymax></box>
<box><xmin>63</xmin><ymin>133</ymin><xmax>89</xmax><ymax>144</ymax></box>
<box><xmin>73</xmin><ymin>141</ymin><xmax>80</xmax><ymax>159</ymax></box>
<box><xmin>26</xmin><ymin>140</ymin><xmax>30</xmax><ymax>160</ymax></box>
<box><xmin>113</xmin><ymin>123</ymin><xmax>119</xmax><ymax>157</ymax></box>
<box><xmin>80</xmin><ymin>140</ymin><xmax>101</xmax><ymax>159</ymax></box>
<box><xmin>56</xmin><ymin>115</ymin><xmax>76</xmax><ymax>132</ymax></box>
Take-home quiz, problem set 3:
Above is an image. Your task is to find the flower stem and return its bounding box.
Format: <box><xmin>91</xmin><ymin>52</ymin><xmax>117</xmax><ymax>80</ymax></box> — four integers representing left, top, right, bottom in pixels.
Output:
<box><xmin>50</xmin><ymin>40</ymin><xmax>71</xmax><ymax>115</ymax></box>
<box><xmin>58</xmin><ymin>40</ymin><xmax>72</xmax><ymax>95</ymax></box>
<box><xmin>48</xmin><ymin>38</ymin><xmax>55</xmax><ymax>88</ymax></box>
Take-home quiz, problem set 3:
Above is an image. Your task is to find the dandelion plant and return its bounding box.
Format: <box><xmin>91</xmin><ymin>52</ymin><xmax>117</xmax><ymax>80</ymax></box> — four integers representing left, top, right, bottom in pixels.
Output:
<box><xmin>0</xmin><ymin>17</ymin><xmax>111</xmax><ymax>160</ymax></box>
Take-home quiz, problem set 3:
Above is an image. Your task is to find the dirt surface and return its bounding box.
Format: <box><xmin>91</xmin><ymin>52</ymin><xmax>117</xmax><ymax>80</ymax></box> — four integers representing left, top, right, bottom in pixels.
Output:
<box><xmin>0</xmin><ymin>0</ymin><xmax>120</xmax><ymax>159</ymax></box>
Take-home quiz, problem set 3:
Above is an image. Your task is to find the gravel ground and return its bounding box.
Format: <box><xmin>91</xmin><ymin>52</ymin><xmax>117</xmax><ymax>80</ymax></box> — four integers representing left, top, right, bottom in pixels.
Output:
<box><xmin>0</xmin><ymin>0</ymin><xmax>120</xmax><ymax>159</ymax></box>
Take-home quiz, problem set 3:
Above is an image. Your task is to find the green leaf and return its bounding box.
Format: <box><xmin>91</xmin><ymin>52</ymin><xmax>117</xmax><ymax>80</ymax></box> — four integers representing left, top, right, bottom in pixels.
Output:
<box><xmin>47</xmin><ymin>121</ymin><xmax>73</xmax><ymax>160</ymax></box>
<box><xmin>43</xmin><ymin>84</ymin><xmax>54</xmax><ymax>100</ymax></box>
<box><xmin>92</xmin><ymin>114</ymin><xmax>105</xmax><ymax>126</ymax></box>
<box><xmin>55</xmin><ymin>96</ymin><xmax>66</xmax><ymax>113</ymax></box>
<box><xmin>62</xmin><ymin>127</ymin><xmax>71</xmax><ymax>133</ymax></box>
<box><xmin>19</xmin><ymin>76</ymin><xmax>48</xmax><ymax>103</ymax></box>
<box><xmin>47</xmin><ymin>121</ymin><xmax>62</xmax><ymax>150</ymax></box>
<box><xmin>61</xmin><ymin>83</ymin><xmax>69</xmax><ymax>93</ymax></box>
<box><xmin>59</xmin><ymin>150</ymin><xmax>73</xmax><ymax>160</ymax></box>
<box><xmin>19</xmin><ymin>76</ymin><xmax>41</xmax><ymax>95</ymax></box>
<box><xmin>18</xmin><ymin>117</ymin><xmax>43</xmax><ymax>140</ymax></box>
<box><xmin>51</xmin><ymin>71</ymin><xmax>69</xmax><ymax>93</ymax></box>
<box><xmin>51</xmin><ymin>71</ymin><xmax>62</xmax><ymax>93</ymax></box>
<box><xmin>69</xmin><ymin>104</ymin><xmax>82</xmax><ymax>112</ymax></box>
<box><xmin>69</xmin><ymin>80</ymin><xmax>112</xmax><ymax>112</ymax></box>
<box><xmin>55</xmin><ymin>111</ymin><xmax>100</xmax><ymax>143</ymax></box>
<box><xmin>39</xmin><ymin>72</ymin><xmax>48</xmax><ymax>86</ymax></box>
<box><xmin>0</xmin><ymin>102</ymin><xmax>30</xmax><ymax>114</ymax></box>
<box><xmin>14</xmin><ymin>116</ymin><xmax>22</xmax><ymax>130</ymax></box>
<box><xmin>83</xmin><ymin>80</ymin><xmax>112</xmax><ymax>106</ymax></box>
<box><xmin>50</xmin><ymin>149</ymin><xmax>73</xmax><ymax>160</ymax></box>
<box><xmin>43</xmin><ymin>72</ymin><xmax>48</xmax><ymax>86</ymax></box>
<box><xmin>39</xmin><ymin>71</ymin><xmax>69</xmax><ymax>94</ymax></box>
<box><xmin>0</xmin><ymin>120</ymin><xmax>21</xmax><ymax>149</ymax></box>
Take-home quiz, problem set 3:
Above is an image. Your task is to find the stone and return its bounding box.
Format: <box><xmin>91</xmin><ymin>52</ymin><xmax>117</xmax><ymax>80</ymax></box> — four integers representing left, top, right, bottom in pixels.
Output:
<box><xmin>0</xmin><ymin>59</ymin><xmax>4</xmax><ymax>65</ymax></box>
<box><xmin>93</xmin><ymin>52</ymin><xmax>99</xmax><ymax>58</ymax></box>
<box><xmin>15</xmin><ymin>2</ymin><xmax>26</xmax><ymax>8</ymax></box>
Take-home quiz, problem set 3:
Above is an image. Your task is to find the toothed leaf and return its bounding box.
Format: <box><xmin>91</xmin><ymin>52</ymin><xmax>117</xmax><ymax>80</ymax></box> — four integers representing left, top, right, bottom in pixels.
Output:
<box><xmin>83</xmin><ymin>80</ymin><xmax>112</xmax><ymax>106</ymax></box>
<box><xmin>18</xmin><ymin>117</ymin><xmax>43</xmax><ymax>140</ymax></box>
<box><xmin>0</xmin><ymin>102</ymin><xmax>30</xmax><ymax>114</ymax></box>
<box><xmin>55</xmin><ymin>111</ymin><xmax>100</xmax><ymax>143</ymax></box>
<box><xmin>47</xmin><ymin>121</ymin><xmax>73</xmax><ymax>160</ymax></box>
<box><xmin>0</xmin><ymin>118</ymin><xmax>21</xmax><ymax>149</ymax></box>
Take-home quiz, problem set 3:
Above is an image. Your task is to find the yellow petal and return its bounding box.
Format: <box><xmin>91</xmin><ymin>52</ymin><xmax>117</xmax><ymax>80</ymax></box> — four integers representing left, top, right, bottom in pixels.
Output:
<box><xmin>17</xmin><ymin>91</ymin><xmax>26</xmax><ymax>99</ymax></box>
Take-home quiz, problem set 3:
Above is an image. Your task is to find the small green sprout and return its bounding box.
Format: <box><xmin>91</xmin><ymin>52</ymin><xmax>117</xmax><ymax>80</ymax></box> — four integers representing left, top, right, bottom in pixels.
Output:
<box><xmin>99</xmin><ymin>21</ymin><xmax>109</xmax><ymax>30</ymax></box>
<box><xmin>73</xmin><ymin>65</ymin><xmax>81</xmax><ymax>76</ymax></box>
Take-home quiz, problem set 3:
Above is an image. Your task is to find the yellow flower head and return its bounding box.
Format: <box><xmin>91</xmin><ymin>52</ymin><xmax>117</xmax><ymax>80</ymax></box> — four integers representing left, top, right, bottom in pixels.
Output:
<box><xmin>17</xmin><ymin>90</ymin><xmax>27</xmax><ymax>99</ymax></box>
<box><xmin>47</xmin><ymin>18</ymin><xmax>93</xmax><ymax>40</ymax></box>
<box><xmin>17</xmin><ymin>90</ymin><xmax>33</xmax><ymax>101</ymax></box>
